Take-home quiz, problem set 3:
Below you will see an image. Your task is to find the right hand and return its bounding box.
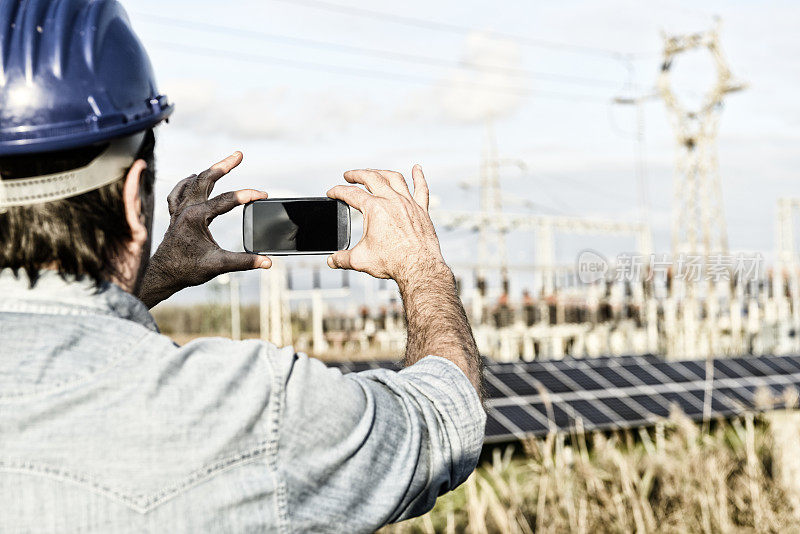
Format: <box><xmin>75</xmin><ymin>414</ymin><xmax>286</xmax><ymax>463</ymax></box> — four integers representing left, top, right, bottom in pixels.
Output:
<box><xmin>326</xmin><ymin>165</ymin><xmax>447</xmax><ymax>286</ymax></box>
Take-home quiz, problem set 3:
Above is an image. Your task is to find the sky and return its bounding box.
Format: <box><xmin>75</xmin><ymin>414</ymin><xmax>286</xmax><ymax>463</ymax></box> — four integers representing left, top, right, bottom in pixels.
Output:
<box><xmin>125</xmin><ymin>0</ymin><xmax>800</xmax><ymax>305</ymax></box>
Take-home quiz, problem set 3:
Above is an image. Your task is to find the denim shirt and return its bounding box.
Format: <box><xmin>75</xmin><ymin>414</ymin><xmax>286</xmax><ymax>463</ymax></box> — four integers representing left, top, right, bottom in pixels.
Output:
<box><xmin>0</xmin><ymin>270</ymin><xmax>485</xmax><ymax>533</ymax></box>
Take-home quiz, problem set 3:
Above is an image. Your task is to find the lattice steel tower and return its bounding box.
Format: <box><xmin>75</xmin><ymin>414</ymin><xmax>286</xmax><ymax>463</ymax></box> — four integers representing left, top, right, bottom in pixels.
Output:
<box><xmin>658</xmin><ymin>23</ymin><xmax>744</xmax><ymax>258</ymax></box>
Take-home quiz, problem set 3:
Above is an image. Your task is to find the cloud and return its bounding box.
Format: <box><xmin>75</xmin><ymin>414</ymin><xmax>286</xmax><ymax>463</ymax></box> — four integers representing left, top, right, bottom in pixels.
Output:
<box><xmin>397</xmin><ymin>32</ymin><xmax>526</xmax><ymax>125</ymax></box>
<box><xmin>440</xmin><ymin>32</ymin><xmax>526</xmax><ymax>123</ymax></box>
<box><xmin>162</xmin><ymin>80</ymin><xmax>376</xmax><ymax>141</ymax></box>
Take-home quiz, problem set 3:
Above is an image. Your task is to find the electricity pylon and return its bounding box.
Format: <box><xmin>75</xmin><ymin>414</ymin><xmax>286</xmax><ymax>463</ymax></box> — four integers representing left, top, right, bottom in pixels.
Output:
<box><xmin>477</xmin><ymin>120</ymin><xmax>509</xmax><ymax>287</ymax></box>
<box><xmin>658</xmin><ymin>22</ymin><xmax>745</xmax><ymax>258</ymax></box>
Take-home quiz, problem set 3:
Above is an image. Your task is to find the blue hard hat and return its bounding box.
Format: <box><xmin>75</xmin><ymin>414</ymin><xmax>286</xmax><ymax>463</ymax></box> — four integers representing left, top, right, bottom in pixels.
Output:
<box><xmin>0</xmin><ymin>0</ymin><xmax>173</xmax><ymax>156</ymax></box>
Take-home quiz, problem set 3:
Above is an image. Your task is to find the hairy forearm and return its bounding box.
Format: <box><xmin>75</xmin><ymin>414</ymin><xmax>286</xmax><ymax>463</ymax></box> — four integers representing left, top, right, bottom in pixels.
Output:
<box><xmin>398</xmin><ymin>260</ymin><xmax>484</xmax><ymax>399</ymax></box>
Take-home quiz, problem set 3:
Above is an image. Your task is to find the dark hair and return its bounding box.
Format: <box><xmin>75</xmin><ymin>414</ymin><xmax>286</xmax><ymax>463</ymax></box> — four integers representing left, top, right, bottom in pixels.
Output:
<box><xmin>0</xmin><ymin>129</ymin><xmax>156</xmax><ymax>287</ymax></box>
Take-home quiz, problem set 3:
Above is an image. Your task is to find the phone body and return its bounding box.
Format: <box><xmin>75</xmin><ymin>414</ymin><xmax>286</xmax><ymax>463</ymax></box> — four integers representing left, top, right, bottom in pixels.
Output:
<box><xmin>242</xmin><ymin>197</ymin><xmax>351</xmax><ymax>255</ymax></box>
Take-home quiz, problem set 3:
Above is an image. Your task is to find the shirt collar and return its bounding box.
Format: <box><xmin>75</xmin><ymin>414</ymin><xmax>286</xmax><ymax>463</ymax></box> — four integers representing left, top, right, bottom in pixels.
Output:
<box><xmin>0</xmin><ymin>268</ymin><xmax>158</xmax><ymax>332</ymax></box>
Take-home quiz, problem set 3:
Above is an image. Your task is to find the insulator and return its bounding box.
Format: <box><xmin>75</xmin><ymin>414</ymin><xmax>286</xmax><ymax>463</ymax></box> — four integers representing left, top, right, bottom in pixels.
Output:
<box><xmin>476</xmin><ymin>277</ymin><xmax>487</xmax><ymax>296</ymax></box>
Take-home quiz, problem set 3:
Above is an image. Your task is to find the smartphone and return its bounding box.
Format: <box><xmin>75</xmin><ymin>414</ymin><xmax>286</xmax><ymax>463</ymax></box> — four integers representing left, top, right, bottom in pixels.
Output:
<box><xmin>242</xmin><ymin>197</ymin><xmax>351</xmax><ymax>255</ymax></box>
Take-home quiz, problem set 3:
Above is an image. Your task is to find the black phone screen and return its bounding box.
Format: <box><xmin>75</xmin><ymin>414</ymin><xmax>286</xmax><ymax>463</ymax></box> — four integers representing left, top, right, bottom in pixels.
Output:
<box><xmin>252</xmin><ymin>200</ymin><xmax>339</xmax><ymax>252</ymax></box>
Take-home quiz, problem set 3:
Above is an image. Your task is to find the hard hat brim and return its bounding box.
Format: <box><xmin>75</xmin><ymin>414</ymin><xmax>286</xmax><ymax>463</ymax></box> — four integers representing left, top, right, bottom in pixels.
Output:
<box><xmin>0</xmin><ymin>103</ymin><xmax>174</xmax><ymax>157</ymax></box>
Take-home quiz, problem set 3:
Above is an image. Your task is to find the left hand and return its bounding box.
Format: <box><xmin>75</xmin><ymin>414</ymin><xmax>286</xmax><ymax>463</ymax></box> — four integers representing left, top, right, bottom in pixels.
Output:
<box><xmin>138</xmin><ymin>151</ymin><xmax>271</xmax><ymax>308</ymax></box>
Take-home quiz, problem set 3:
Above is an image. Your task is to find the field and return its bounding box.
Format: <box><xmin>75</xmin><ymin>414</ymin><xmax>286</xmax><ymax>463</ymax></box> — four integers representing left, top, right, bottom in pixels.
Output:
<box><xmin>383</xmin><ymin>410</ymin><xmax>800</xmax><ymax>533</ymax></box>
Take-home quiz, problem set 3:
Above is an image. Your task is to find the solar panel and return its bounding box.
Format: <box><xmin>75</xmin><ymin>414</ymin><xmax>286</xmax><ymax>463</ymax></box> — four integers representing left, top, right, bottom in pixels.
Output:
<box><xmin>558</xmin><ymin>368</ymin><xmax>605</xmax><ymax>391</ymax></box>
<box><xmin>629</xmin><ymin>394</ymin><xmax>671</xmax><ymax>418</ymax></box>
<box><xmin>597</xmin><ymin>397</ymin><xmax>648</xmax><ymax>423</ymax></box>
<box><xmin>729</xmin><ymin>359</ymin><xmax>770</xmax><ymax>377</ymax></box>
<box><xmin>484</xmin><ymin>380</ymin><xmax>505</xmax><ymax>399</ymax></box>
<box><xmin>766</xmin><ymin>383</ymin><xmax>788</xmax><ymax>396</ymax></box>
<box><xmin>713</xmin><ymin>360</ymin><xmax>743</xmax><ymax>379</ymax></box>
<box><xmin>496</xmin><ymin>404</ymin><xmax>553</xmax><ymax>430</ymax></box>
<box><xmin>659</xmin><ymin>391</ymin><xmax>703</xmax><ymax>416</ymax></box>
<box><xmin>622</xmin><ymin>366</ymin><xmax>661</xmax><ymax>386</ymax></box>
<box><xmin>647</xmin><ymin>362</ymin><xmax>695</xmax><ymax>383</ymax></box>
<box><xmin>523</xmin><ymin>371</ymin><xmax>572</xmax><ymax>394</ymax></box>
<box><xmin>772</xmin><ymin>355</ymin><xmax>800</xmax><ymax>372</ymax></box>
<box><xmin>326</xmin><ymin>354</ymin><xmax>800</xmax><ymax>444</ymax></box>
<box><xmin>678</xmin><ymin>361</ymin><xmax>706</xmax><ymax>380</ymax></box>
<box><xmin>591</xmin><ymin>366</ymin><xmax>636</xmax><ymax>388</ymax></box>
<box><xmin>715</xmin><ymin>386</ymin><xmax>753</xmax><ymax>407</ymax></box>
<box><xmin>568</xmin><ymin>399</ymin><xmax>618</xmax><ymax>426</ymax></box>
<box><xmin>485</xmin><ymin>412</ymin><xmax>514</xmax><ymax>439</ymax></box>
<box><xmin>706</xmin><ymin>392</ymin><xmax>738</xmax><ymax>413</ymax></box>
<box><xmin>492</xmin><ymin>373</ymin><xmax>540</xmax><ymax>396</ymax></box>
<box><xmin>760</xmin><ymin>357</ymin><xmax>798</xmax><ymax>374</ymax></box>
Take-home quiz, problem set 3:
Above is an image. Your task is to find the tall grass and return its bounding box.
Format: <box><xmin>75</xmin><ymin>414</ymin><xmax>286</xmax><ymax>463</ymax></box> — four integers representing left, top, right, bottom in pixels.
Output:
<box><xmin>383</xmin><ymin>410</ymin><xmax>800</xmax><ymax>533</ymax></box>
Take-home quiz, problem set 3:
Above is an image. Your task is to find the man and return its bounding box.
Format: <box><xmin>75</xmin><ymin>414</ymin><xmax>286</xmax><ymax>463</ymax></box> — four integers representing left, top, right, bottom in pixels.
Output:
<box><xmin>0</xmin><ymin>1</ymin><xmax>484</xmax><ymax>532</ymax></box>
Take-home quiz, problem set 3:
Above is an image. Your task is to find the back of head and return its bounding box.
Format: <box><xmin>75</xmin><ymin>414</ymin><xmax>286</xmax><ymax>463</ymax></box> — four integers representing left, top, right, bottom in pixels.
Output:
<box><xmin>0</xmin><ymin>0</ymin><xmax>173</xmax><ymax>286</ymax></box>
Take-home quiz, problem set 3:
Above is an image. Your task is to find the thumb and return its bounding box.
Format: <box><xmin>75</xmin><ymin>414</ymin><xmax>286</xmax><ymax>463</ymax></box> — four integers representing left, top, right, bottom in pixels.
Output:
<box><xmin>221</xmin><ymin>251</ymin><xmax>272</xmax><ymax>272</ymax></box>
<box><xmin>327</xmin><ymin>250</ymin><xmax>353</xmax><ymax>270</ymax></box>
<box><xmin>411</xmin><ymin>164</ymin><xmax>429</xmax><ymax>211</ymax></box>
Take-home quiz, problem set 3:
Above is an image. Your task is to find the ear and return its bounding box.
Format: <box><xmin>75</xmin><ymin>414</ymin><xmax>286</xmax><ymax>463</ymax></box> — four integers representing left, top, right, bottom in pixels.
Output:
<box><xmin>123</xmin><ymin>159</ymin><xmax>149</xmax><ymax>255</ymax></box>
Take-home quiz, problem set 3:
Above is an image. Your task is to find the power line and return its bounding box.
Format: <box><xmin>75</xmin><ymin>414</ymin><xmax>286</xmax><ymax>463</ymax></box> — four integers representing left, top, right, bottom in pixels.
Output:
<box><xmin>136</xmin><ymin>13</ymin><xmax>629</xmax><ymax>90</ymax></box>
<box><xmin>524</xmin><ymin>170</ymin><xmax>640</xmax><ymax>205</ymax></box>
<box><xmin>149</xmin><ymin>40</ymin><xmax>610</xmax><ymax>103</ymax></box>
<box><xmin>267</xmin><ymin>0</ymin><xmax>643</xmax><ymax>59</ymax></box>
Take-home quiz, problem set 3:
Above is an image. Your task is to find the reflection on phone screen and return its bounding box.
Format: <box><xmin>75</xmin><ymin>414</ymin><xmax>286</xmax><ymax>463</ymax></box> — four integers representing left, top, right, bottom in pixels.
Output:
<box><xmin>252</xmin><ymin>200</ymin><xmax>338</xmax><ymax>252</ymax></box>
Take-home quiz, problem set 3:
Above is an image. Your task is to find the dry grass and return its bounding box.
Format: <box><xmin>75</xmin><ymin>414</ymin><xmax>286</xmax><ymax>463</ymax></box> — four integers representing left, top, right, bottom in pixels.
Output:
<box><xmin>383</xmin><ymin>410</ymin><xmax>800</xmax><ymax>534</ymax></box>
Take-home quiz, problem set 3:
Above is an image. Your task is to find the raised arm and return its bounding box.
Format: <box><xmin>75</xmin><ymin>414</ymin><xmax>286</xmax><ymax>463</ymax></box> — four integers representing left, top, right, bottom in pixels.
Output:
<box><xmin>327</xmin><ymin>165</ymin><xmax>483</xmax><ymax>396</ymax></box>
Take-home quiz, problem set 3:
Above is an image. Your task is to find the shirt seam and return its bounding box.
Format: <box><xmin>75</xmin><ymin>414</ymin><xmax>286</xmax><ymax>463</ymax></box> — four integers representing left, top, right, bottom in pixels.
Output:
<box><xmin>0</xmin><ymin>296</ymin><xmax>157</xmax><ymax>332</ymax></box>
<box><xmin>0</xmin><ymin>444</ymin><xmax>274</xmax><ymax>514</ymax></box>
<box><xmin>0</xmin><ymin>328</ymin><xmax>155</xmax><ymax>400</ymax></box>
<box><xmin>264</xmin><ymin>350</ymin><xmax>291</xmax><ymax>534</ymax></box>
<box><xmin>0</xmin><ymin>300</ymin><xmax>119</xmax><ymax>318</ymax></box>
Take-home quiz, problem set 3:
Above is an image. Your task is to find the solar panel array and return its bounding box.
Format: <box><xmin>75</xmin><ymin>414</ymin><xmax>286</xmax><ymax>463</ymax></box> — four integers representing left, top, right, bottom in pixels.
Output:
<box><xmin>330</xmin><ymin>354</ymin><xmax>800</xmax><ymax>443</ymax></box>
